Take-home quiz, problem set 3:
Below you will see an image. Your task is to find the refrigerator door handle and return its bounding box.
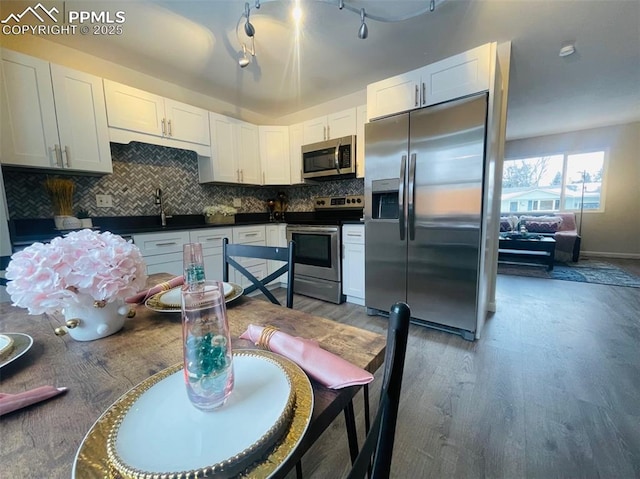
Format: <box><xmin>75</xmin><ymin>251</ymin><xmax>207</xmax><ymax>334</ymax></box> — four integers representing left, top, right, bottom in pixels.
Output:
<box><xmin>399</xmin><ymin>154</ymin><xmax>407</xmax><ymax>241</ymax></box>
<box><xmin>408</xmin><ymin>153</ymin><xmax>417</xmax><ymax>241</ymax></box>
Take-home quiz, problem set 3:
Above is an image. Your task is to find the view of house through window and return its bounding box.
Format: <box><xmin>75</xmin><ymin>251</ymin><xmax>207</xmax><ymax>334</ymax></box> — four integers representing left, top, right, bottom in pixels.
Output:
<box><xmin>501</xmin><ymin>151</ymin><xmax>605</xmax><ymax>213</ymax></box>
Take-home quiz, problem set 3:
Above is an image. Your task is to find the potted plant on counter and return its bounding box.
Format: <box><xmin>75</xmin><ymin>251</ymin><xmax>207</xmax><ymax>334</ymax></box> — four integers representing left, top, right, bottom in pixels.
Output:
<box><xmin>203</xmin><ymin>205</ymin><xmax>237</xmax><ymax>225</ymax></box>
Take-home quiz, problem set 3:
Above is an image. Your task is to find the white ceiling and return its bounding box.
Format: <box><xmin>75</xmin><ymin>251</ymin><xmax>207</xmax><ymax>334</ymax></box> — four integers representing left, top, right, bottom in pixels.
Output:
<box><xmin>4</xmin><ymin>0</ymin><xmax>639</xmax><ymax>139</ymax></box>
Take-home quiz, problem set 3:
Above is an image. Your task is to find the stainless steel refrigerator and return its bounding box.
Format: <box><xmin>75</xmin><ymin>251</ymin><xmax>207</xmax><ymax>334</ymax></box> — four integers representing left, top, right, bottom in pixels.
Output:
<box><xmin>365</xmin><ymin>93</ymin><xmax>489</xmax><ymax>340</ymax></box>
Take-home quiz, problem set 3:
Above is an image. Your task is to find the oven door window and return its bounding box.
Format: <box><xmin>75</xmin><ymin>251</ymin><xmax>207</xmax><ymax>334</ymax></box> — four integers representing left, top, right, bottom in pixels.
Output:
<box><xmin>291</xmin><ymin>233</ymin><xmax>332</xmax><ymax>268</ymax></box>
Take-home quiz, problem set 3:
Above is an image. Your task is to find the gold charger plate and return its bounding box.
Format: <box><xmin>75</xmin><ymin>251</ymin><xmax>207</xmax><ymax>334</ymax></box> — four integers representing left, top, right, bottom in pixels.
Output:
<box><xmin>145</xmin><ymin>282</ymin><xmax>244</xmax><ymax>313</ymax></box>
<box><xmin>72</xmin><ymin>349</ymin><xmax>313</xmax><ymax>479</ymax></box>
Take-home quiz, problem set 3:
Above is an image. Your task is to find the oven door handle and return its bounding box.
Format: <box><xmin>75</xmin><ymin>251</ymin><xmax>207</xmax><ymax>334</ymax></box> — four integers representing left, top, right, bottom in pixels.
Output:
<box><xmin>287</xmin><ymin>226</ymin><xmax>340</xmax><ymax>234</ymax></box>
<box><xmin>334</xmin><ymin>139</ymin><xmax>342</xmax><ymax>174</ymax></box>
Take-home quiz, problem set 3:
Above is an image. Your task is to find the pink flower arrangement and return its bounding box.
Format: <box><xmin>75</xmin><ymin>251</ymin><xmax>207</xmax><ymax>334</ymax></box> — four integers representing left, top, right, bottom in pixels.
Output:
<box><xmin>6</xmin><ymin>229</ymin><xmax>148</xmax><ymax>315</ymax></box>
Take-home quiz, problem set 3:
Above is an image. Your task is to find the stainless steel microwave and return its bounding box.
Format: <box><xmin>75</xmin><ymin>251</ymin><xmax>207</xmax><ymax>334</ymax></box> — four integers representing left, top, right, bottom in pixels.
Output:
<box><xmin>301</xmin><ymin>135</ymin><xmax>356</xmax><ymax>180</ymax></box>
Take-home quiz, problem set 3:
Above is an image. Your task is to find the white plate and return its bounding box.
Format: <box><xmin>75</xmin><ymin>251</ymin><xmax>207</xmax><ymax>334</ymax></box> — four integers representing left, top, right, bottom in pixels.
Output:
<box><xmin>110</xmin><ymin>353</ymin><xmax>293</xmax><ymax>475</ymax></box>
<box><xmin>72</xmin><ymin>350</ymin><xmax>313</xmax><ymax>479</ymax></box>
<box><xmin>145</xmin><ymin>282</ymin><xmax>243</xmax><ymax>313</ymax></box>
<box><xmin>157</xmin><ymin>282</ymin><xmax>233</xmax><ymax>307</ymax></box>
<box><xmin>0</xmin><ymin>333</ymin><xmax>34</xmax><ymax>369</ymax></box>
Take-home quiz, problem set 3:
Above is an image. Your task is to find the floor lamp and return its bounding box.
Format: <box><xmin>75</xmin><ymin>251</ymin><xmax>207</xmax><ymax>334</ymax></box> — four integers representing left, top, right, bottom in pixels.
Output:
<box><xmin>578</xmin><ymin>169</ymin><xmax>586</xmax><ymax>237</ymax></box>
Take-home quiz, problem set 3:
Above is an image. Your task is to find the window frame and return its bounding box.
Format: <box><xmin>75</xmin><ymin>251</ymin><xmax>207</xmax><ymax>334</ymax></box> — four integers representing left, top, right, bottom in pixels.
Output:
<box><xmin>501</xmin><ymin>148</ymin><xmax>608</xmax><ymax>214</ymax></box>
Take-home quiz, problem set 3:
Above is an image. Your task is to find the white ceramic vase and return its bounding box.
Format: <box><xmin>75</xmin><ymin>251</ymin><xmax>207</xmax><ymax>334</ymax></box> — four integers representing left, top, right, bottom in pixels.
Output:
<box><xmin>63</xmin><ymin>298</ymin><xmax>128</xmax><ymax>341</ymax></box>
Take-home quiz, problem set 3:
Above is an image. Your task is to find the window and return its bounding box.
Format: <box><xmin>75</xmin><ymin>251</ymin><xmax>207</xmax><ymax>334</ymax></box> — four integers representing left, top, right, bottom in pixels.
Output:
<box><xmin>501</xmin><ymin>151</ymin><xmax>605</xmax><ymax>213</ymax></box>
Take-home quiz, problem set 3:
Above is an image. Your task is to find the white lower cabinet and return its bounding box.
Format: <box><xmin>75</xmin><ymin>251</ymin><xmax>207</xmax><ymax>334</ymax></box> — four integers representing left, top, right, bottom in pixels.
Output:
<box><xmin>266</xmin><ymin>223</ymin><xmax>288</xmax><ymax>286</ymax></box>
<box><xmin>342</xmin><ymin>224</ymin><xmax>365</xmax><ymax>305</ymax></box>
<box><xmin>133</xmin><ymin>225</ymin><xmax>271</xmax><ymax>287</ymax></box>
<box><xmin>133</xmin><ymin>230</ymin><xmax>190</xmax><ymax>277</ymax></box>
<box><xmin>189</xmin><ymin>228</ymin><xmax>232</xmax><ymax>281</ymax></box>
<box><xmin>230</xmin><ymin>225</ymin><xmax>267</xmax><ymax>289</ymax></box>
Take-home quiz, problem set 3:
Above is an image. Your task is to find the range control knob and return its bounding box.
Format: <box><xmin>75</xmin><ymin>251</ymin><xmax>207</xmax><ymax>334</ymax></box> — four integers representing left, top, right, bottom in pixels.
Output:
<box><xmin>356</xmin><ymin>198</ymin><xmax>362</xmax><ymax>203</ymax></box>
<box><xmin>346</xmin><ymin>199</ymin><xmax>351</xmax><ymax>204</ymax></box>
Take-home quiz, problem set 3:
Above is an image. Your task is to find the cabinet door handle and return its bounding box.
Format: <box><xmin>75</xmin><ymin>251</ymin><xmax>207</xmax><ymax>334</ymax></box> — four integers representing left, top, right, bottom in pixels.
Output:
<box><xmin>161</xmin><ymin>118</ymin><xmax>166</xmax><ymax>136</ymax></box>
<box><xmin>237</xmin><ymin>169</ymin><xmax>240</xmax><ymax>181</ymax></box>
<box><xmin>263</xmin><ymin>171</ymin><xmax>265</xmax><ymax>184</ymax></box>
<box><xmin>244</xmin><ymin>233</ymin><xmax>258</xmax><ymax>237</ymax></box>
<box><xmin>327</xmin><ymin>124</ymin><xmax>330</xmax><ymax>139</ymax></box>
<box><xmin>205</xmin><ymin>237</ymin><xmax>222</xmax><ymax>241</ymax></box>
<box><xmin>156</xmin><ymin>242</ymin><xmax>177</xmax><ymax>246</ymax></box>
<box><xmin>323</xmin><ymin>125</ymin><xmax>327</xmax><ymax>140</ymax></box>
<box><xmin>415</xmin><ymin>85</ymin><xmax>419</xmax><ymax>107</ymax></box>
<box><xmin>347</xmin><ymin>233</ymin><xmax>362</xmax><ymax>237</ymax></box>
<box><xmin>168</xmin><ymin>119</ymin><xmax>173</xmax><ymax>137</ymax></box>
<box><xmin>63</xmin><ymin>145</ymin><xmax>70</xmax><ymax>168</ymax></box>
<box><xmin>422</xmin><ymin>83</ymin><xmax>426</xmax><ymax>105</ymax></box>
<box><xmin>53</xmin><ymin>144</ymin><xmax>62</xmax><ymax>167</ymax></box>
<box><xmin>240</xmin><ymin>169</ymin><xmax>244</xmax><ymax>182</ymax></box>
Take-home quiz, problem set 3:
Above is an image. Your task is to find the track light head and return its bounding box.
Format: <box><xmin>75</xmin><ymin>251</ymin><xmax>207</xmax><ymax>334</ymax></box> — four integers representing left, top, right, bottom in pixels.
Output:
<box><xmin>243</xmin><ymin>2</ymin><xmax>255</xmax><ymax>37</ymax></box>
<box><xmin>239</xmin><ymin>44</ymin><xmax>250</xmax><ymax>68</ymax></box>
<box><xmin>358</xmin><ymin>8</ymin><xmax>368</xmax><ymax>39</ymax></box>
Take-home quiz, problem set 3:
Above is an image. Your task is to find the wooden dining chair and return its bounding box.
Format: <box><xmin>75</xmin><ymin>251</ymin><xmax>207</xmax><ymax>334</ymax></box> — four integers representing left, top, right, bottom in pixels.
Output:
<box><xmin>222</xmin><ymin>238</ymin><xmax>296</xmax><ymax>308</ymax></box>
<box><xmin>346</xmin><ymin>301</ymin><xmax>411</xmax><ymax>479</ymax></box>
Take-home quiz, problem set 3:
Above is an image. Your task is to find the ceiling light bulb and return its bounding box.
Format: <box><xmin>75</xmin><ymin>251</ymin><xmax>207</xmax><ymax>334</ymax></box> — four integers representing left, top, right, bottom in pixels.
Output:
<box><xmin>244</xmin><ymin>20</ymin><xmax>255</xmax><ymax>37</ymax></box>
<box><xmin>559</xmin><ymin>44</ymin><xmax>576</xmax><ymax>57</ymax></box>
<box><xmin>292</xmin><ymin>5</ymin><xmax>302</xmax><ymax>23</ymax></box>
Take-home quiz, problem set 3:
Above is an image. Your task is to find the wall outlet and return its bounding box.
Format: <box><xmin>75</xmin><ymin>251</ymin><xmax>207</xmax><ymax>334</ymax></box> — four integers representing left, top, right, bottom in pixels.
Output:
<box><xmin>232</xmin><ymin>198</ymin><xmax>242</xmax><ymax>208</ymax></box>
<box><xmin>96</xmin><ymin>194</ymin><xmax>113</xmax><ymax>208</ymax></box>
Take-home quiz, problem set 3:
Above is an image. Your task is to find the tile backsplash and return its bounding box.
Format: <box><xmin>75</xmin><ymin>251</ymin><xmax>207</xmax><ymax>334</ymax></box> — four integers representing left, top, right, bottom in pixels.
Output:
<box><xmin>4</xmin><ymin>142</ymin><xmax>364</xmax><ymax>218</ymax></box>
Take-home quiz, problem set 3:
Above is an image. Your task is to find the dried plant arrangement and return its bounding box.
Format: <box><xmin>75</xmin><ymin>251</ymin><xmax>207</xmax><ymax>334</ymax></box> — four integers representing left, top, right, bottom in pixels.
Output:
<box><xmin>44</xmin><ymin>177</ymin><xmax>75</xmax><ymax>216</ymax></box>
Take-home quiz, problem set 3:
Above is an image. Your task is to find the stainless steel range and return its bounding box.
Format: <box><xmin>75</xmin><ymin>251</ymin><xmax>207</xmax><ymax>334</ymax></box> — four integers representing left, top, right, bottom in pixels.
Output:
<box><xmin>286</xmin><ymin>195</ymin><xmax>363</xmax><ymax>304</ymax></box>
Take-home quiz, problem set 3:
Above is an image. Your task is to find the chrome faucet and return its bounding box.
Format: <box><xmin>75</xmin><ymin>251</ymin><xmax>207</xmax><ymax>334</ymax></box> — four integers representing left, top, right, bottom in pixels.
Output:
<box><xmin>155</xmin><ymin>188</ymin><xmax>167</xmax><ymax>226</ymax></box>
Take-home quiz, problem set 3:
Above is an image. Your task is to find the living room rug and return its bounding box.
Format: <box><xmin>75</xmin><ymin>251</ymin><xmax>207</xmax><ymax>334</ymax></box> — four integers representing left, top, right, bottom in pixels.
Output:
<box><xmin>497</xmin><ymin>259</ymin><xmax>640</xmax><ymax>288</ymax></box>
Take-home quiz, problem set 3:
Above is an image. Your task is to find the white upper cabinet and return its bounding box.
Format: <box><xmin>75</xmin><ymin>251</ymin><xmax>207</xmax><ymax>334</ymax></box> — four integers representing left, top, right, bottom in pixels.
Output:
<box><xmin>289</xmin><ymin>122</ymin><xmax>304</xmax><ymax>184</ymax></box>
<box><xmin>237</xmin><ymin>120</ymin><xmax>261</xmax><ymax>185</ymax></box>
<box><xmin>200</xmin><ymin>113</ymin><xmax>261</xmax><ymax>185</ymax></box>
<box><xmin>104</xmin><ymin>79</ymin><xmax>210</xmax><ymax>154</ymax></box>
<box><xmin>259</xmin><ymin>126</ymin><xmax>290</xmax><ymax>185</ymax></box>
<box><xmin>367</xmin><ymin>43</ymin><xmax>492</xmax><ymax>120</ymax></box>
<box><xmin>367</xmin><ymin>69</ymin><xmax>421</xmax><ymax>121</ymax></box>
<box><xmin>356</xmin><ymin>105</ymin><xmax>367</xmax><ymax>179</ymax></box>
<box><xmin>421</xmin><ymin>43</ymin><xmax>491</xmax><ymax>107</ymax></box>
<box><xmin>1</xmin><ymin>50</ymin><xmax>112</xmax><ymax>173</ymax></box>
<box><xmin>163</xmin><ymin>99</ymin><xmax>210</xmax><ymax>146</ymax></box>
<box><xmin>302</xmin><ymin>107</ymin><xmax>357</xmax><ymax>143</ymax></box>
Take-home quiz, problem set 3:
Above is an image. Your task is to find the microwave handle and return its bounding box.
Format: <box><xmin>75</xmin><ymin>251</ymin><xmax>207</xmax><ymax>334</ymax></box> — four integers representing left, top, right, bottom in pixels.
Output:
<box><xmin>334</xmin><ymin>138</ymin><xmax>342</xmax><ymax>174</ymax></box>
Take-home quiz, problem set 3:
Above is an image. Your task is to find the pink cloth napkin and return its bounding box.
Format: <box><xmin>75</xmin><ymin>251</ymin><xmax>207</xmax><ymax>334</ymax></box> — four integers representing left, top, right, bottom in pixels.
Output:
<box><xmin>125</xmin><ymin>276</ymin><xmax>184</xmax><ymax>304</ymax></box>
<box><xmin>0</xmin><ymin>386</ymin><xmax>67</xmax><ymax>416</ymax></box>
<box><xmin>239</xmin><ymin>324</ymin><xmax>374</xmax><ymax>389</ymax></box>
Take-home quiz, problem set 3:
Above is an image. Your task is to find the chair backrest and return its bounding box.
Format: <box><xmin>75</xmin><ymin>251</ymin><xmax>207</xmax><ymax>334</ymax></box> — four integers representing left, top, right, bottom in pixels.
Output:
<box><xmin>0</xmin><ymin>255</ymin><xmax>10</xmax><ymax>287</ymax></box>
<box><xmin>222</xmin><ymin>238</ymin><xmax>296</xmax><ymax>308</ymax></box>
<box><xmin>347</xmin><ymin>301</ymin><xmax>411</xmax><ymax>479</ymax></box>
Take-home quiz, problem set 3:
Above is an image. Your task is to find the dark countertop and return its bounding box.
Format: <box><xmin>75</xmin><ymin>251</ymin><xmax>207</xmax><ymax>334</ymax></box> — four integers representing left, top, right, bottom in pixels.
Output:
<box><xmin>9</xmin><ymin>211</ymin><xmax>364</xmax><ymax>247</ymax></box>
<box><xmin>10</xmin><ymin>213</ymin><xmax>272</xmax><ymax>246</ymax></box>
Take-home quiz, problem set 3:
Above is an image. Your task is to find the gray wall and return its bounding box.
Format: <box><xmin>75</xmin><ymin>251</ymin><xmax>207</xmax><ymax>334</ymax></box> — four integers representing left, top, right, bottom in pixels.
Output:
<box><xmin>505</xmin><ymin>121</ymin><xmax>640</xmax><ymax>257</ymax></box>
<box><xmin>3</xmin><ymin>142</ymin><xmax>364</xmax><ymax>219</ymax></box>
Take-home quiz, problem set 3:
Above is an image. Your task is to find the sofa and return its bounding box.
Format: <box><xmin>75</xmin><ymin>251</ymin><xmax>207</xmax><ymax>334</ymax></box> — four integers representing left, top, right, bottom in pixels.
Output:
<box><xmin>500</xmin><ymin>212</ymin><xmax>581</xmax><ymax>262</ymax></box>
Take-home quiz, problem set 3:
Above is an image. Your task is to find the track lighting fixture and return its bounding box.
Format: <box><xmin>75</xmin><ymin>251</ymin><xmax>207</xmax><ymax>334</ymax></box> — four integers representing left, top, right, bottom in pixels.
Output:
<box><xmin>358</xmin><ymin>8</ymin><xmax>368</xmax><ymax>39</ymax></box>
<box><xmin>234</xmin><ymin>0</ymin><xmax>441</xmax><ymax>68</ymax></box>
<box><xmin>243</xmin><ymin>2</ymin><xmax>255</xmax><ymax>37</ymax></box>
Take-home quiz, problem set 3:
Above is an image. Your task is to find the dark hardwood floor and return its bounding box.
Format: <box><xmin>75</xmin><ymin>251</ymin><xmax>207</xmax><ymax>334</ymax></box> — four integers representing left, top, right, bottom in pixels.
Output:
<box><xmin>273</xmin><ymin>259</ymin><xmax>640</xmax><ymax>478</ymax></box>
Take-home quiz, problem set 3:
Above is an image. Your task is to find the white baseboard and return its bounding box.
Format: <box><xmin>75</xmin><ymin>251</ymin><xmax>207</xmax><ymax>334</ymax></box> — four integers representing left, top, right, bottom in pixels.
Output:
<box><xmin>580</xmin><ymin>251</ymin><xmax>640</xmax><ymax>260</ymax></box>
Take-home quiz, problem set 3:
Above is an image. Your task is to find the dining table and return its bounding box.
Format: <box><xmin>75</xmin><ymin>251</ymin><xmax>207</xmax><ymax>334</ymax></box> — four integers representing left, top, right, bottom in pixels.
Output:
<box><xmin>0</xmin><ymin>273</ymin><xmax>387</xmax><ymax>478</ymax></box>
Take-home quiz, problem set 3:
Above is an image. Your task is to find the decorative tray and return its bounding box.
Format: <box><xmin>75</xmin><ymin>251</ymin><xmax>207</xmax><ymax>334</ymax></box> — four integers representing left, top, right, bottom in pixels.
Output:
<box><xmin>145</xmin><ymin>282</ymin><xmax>244</xmax><ymax>312</ymax></box>
<box><xmin>72</xmin><ymin>349</ymin><xmax>313</xmax><ymax>479</ymax></box>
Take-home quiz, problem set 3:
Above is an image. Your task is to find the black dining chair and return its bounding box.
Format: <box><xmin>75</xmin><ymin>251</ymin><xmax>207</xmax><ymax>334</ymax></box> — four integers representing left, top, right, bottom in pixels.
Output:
<box><xmin>0</xmin><ymin>255</ymin><xmax>11</xmax><ymax>287</ymax></box>
<box><xmin>222</xmin><ymin>238</ymin><xmax>295</xmax><ymax>309</ymax></box>
<box><xmin>346</xmin><ymin>301</ymin><xmax>411</xmax><ymax>479</ymax></box>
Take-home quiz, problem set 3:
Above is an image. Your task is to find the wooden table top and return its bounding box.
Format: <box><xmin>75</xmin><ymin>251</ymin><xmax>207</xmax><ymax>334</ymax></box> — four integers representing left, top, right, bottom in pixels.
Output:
<box><xmin>0</xmin><ymin>274</ymin><xmax>386</xmax><ymax>478</ymax></box>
